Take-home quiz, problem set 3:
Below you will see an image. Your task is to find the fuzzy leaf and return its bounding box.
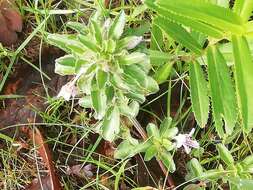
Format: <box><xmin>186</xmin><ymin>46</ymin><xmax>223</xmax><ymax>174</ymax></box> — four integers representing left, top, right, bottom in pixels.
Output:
<box><xmin>144</xmin><ymin>145</ymin><xmax>158</xmax><ymax>161</ymax></box>
<box><xmin>217</xmin><ymin>144</ymin><xmax>234</xmax><ymax>166</ymax></box>
<box><xmin>66</xmin><ymin>21</ymin><xmax>87</xmax><ymax>34</ymax></box>
<box><xmin>187</xmin><ymin>158</ymin><xmax>204</xmax><ymax>178</ymax></box>
<box><xmin>91</xmin><ymin>86</ymin><xmax>107</xmax><ymax>120</ymax></box>
<box><xmin>159</xmin><ymin>150</ymin><xmax>176</xmax><ymax>172</ymax></box>
<box><xmin>96</xmin><ymin>69</ymin><xmax>108</xmax><ymax>89</ymax></box>
<box><xmin>146</xmin><ymin>123</ymin><xmax>160</xmax><ymax>138</ymax></box>
<box><xmin>108</xmin><ymin>11</ymin><xmax>126</xmax><ymax>40</ymax></box>
<box><xmin>91</xmin><ymin>19</ymin><xmax>103</xmax><ymax>45</ymax></box>
<box><xmin>55</xmin><ymin>55</ymin><xmax>77</xmax><ymax>75</ymax></box>
<box><xmin>101</xmin><ymin>106</ymin><xmax>120</xmax><ymax>142</ymax></box>
<box><xmin>120</xmin><ymin>52</ymin><xmax>149</xmax><ymax>65</ymax></box>
<box><xmin>78</xmin><ymin>34</ymin><xmax>99</xmax><ymax>52</ymax></box>
<box><xmin>47</xmin><ymin>34</ymin><xmax>86</xmax><ymax>55</ymax></box>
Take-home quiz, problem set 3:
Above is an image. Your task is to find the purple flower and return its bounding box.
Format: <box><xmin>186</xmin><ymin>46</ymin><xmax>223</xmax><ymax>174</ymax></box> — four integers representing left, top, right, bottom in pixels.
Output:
<box><xmin>174</xmin><ymin>128</ymin><xmax>199</xmax><ymax>154</ymax></box>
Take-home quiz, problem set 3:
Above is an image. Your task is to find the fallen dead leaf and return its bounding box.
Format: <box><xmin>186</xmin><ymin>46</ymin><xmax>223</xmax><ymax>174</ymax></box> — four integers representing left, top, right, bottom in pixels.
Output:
<box><xmin>0</xmin><ymin>0</ymin><xmax>22</xmax><ymax>45</ymax></box>
<box><xmin>22</xmin><ymin>126</ymin><xmax>62</xmax><ymax>190</ymax></box>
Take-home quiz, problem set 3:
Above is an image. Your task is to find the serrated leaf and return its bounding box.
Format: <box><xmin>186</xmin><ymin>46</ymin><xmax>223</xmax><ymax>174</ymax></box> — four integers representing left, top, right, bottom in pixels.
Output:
<box><xmin>233</xmin><ymin>0</ymin><xmax>253</xmax><ymax>23</ymax></box>
<box><xmin>207</xmin><ymin>46</ymin><xmax>237</xmax><ymax>136</ymax></box>
<box><xmin>150</xmin><ymin>18</ymin><xmax>164</xmax><ymax>51</ymax></box>
<box><xmin>108</xmin><ymin>10</ymin><xmax>126</xmax><ymax>40</ymax></box>
<box><xmin>146</xmin><ymin>0</ymin><xmax>224</xmax><ymax>39</ymax></box>
<box><xmin>154</xmin><ymin>0</ymin><xmax>245</xmax><ymax>35</ymax></box>
<box><xmin>150</xmin><ymin>18</ymin><xmax>165</xmax><ymax>66</ymax></box>
<box><xmin>189</xmin><ymin>62</ymin><xmax>209</xmax><ymax>128</ymax></box>
<box><xmin>101</xmin><ymin>106</ymin><xmax>120</xmax><ymax>142</ymax></box>
<box><xmin>198</xmin><ymin>39</ymin><xmax>253</xmax><ymax>66</ymax></box>
<box><xmin>155</xmin><ymin>17</ymin><xmax>202</xmax><ymax>55</ymax></box>
<box><xmin>232</xmin><ymin>35</ymin><xmax>253</xmax><ymax>132</ymax></box>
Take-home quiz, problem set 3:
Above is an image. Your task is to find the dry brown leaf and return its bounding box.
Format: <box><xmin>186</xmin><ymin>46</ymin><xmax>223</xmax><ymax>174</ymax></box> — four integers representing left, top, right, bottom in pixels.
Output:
<box><xmin>22</xmin><ymin>127</ymin><xmax>62</xmax><ymax>190</ymax></box>
<box><xmin>0</xmin><ymin>0</ymin><xmax>22</xmax><ymax>45</ymax></box>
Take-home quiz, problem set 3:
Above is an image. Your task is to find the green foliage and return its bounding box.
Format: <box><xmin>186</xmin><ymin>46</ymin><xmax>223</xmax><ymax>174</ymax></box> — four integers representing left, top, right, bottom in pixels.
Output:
<box><xmin>207</xmin><ymin>46</ymin><xmax>237</xmax><ymax>137</ymax></box>
<box><xmin>189</xmin><ymin>62</ymin><xmax>209</xmax><ymax>128</ymax></box>
<box><xmin>115</xmin><ymin>118</ymin><xmax>178</xmax><ymax>172</ymax></box>
<box><xmin>146</xmin><ymin>0</ymin><xmax>253</xmax><ymax>136</ymax></box>
<box><xmin>186</xmin><ymin>144</ymin><xmax>253</xmax><ymax>190</ymax></box>
<box><xmin>47</xmin><ymin>10</ymin><xmax>158</xmax><ymax>142</ymax></box>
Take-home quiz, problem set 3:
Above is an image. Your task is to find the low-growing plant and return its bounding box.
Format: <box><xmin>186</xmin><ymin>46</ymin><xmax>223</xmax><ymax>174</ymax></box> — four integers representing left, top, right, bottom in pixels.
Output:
<box><xmin>115</xmin><ymin>117</ymin><xmax>199</xmax><ymax>172</ymax></box>
<box><xmin>146</xmin><ymin>0</ymin><xmax>253</xmax><ymax>137</ymax></box>
<box><xmin>185</xmin><ymin>144</ymin><xmax>253</xmax><ymax>190</ymax></box>
<box><xmin>47</xmin><ymin>10</ymin><xmax>159</xmax><ymax>142</ymax></box>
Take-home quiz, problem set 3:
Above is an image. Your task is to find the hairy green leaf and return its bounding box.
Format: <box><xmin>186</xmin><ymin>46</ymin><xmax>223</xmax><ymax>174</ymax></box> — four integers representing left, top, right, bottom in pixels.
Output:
<box><xmin>108</xmin><ymin>10</ymin><xmax>126</xmax><ymax>40</ymax></box>
<box><xmin>101</xmin><ymin>106</ymin><xmax>120</xmax><ymax>142</ymax></box>
<box><xmin>217</xmin><ymin>144</ymin><xmax>234</xmax><ymax>166</ymax></box>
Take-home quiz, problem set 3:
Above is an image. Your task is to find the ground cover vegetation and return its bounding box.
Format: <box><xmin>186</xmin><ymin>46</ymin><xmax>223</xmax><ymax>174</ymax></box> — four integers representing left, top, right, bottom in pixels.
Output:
<box><xmin>0</xmin><ymin>0</ymin><xmax>253</xmax><ymax>189</ymax></box>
